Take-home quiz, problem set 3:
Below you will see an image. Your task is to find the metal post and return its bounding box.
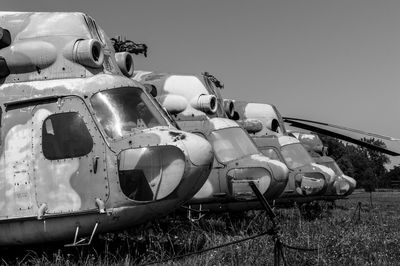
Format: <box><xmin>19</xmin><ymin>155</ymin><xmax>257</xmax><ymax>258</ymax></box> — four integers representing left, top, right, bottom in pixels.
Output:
<box><xmin>249</xmin><ymin>181</ymin><xmax>287</xmax><ymax>266</ymax></box>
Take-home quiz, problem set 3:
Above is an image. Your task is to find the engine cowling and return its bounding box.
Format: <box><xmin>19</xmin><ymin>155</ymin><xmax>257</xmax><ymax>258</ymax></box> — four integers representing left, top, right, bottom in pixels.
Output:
<box><xmin>238</xmin><ymin>119</ymin><xmax>263</xmax><ymax>134</ymax></box>
<box><xmin>158</xmin><ymin>94</ymin><xmax>188</xmax><ymax>115</ymax></box>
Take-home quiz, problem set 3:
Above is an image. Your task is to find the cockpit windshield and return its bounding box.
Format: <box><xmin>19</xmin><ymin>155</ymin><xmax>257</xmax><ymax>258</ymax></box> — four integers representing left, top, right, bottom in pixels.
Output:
<box><xmin>320</xmin><ymin>161</ymin><xmax>343</xmax><ymax>176</ymax></box>
<box><xmin>91</xmin><ymin>87</ymin><xmax>168</xmax><ymax>138</ymax></box>
<box><xmin>210</xmin><ymin>127</ymin><xmax>259</xmax><ymax>163</ymax></box>
<box><xmin>281</xmin><ymin>143</ymin><xmax>314</xmax><ymax>169</ymax></box>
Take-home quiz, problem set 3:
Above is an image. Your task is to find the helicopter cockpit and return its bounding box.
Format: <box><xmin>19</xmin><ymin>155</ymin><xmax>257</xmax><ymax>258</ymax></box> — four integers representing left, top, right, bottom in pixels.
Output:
<box><xmin>210</xmin><ymin>127</ymin><xmax>259</xmax><ymax>163</ymax></box>
<box><xmin>280</xmin><ymin>142</ymin><xmax>314</xmax><ymax>170</ymax></box>
<box><xmin>292</xmin><ymin>132</ymin><xmax>357</xmax><ymax>197</ymax></box>
<box><xmin>91</xmin><ymin>87</ymin><xmax>167</xmax><ymax>138</ymax></box>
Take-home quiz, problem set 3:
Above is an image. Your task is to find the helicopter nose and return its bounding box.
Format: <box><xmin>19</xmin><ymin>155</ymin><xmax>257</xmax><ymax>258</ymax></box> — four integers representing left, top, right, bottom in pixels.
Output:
<box><xmin>117</xmin><ymin>132</ymin><xmax>213</xmax><ymax>203</ymax></box>
<box><xmin>241</xmin><ymin>154</ymin><xmax>289</xmax><ymax>199</ymax></box>
<box><xmin>180</xmin><ymin>133</ymin><xmax>214</xmax><ymax>166</ymax></box>
<box><xmin>118</xmin><ymin>146</ymin><xmax>187</xmax><ymax>201</ymax></box>
<box><xmin>226</xmin><ymin>167</ymin><xmax>272</xmax><ymax>200</ymax></box>
<box><xmin>268</xmin><ymin>160</ymin><xmax>289</xmax><ymax>183</ymax></box>
<box><xmin>294</xmin><ymin>172</ymin><xmax>327</xmax><ymax>196</ymax></box>
<box><xmin>342</xmin><ymin>175</ymin><xmax>357</xmax><ymax>196</ymax></box>
<box><xmin>263</xmin><ymin>160</ymin><xmax>289</xmax><ymax>199</ymax></box>
<box><xmin>333</xmin><ymin>177</ymin><xmax>350</xmax><ymax>195</ymax></box>
<box><xmin>172</xmin><ymin>133</ymin><xmax>214</xmax><ymax>201</ymax></box>
<box><xmin>314</xmin><ymin>163</ymin><xmax>336</xmax><ymax>183</ymax></box>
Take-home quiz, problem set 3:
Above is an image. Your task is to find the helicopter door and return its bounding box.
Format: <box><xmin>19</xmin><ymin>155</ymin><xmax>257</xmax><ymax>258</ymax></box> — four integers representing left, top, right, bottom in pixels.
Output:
<box><xmin>32</xmin><ymin>96</ymin><xmax>109</xmax><ymax>214</ymax></box>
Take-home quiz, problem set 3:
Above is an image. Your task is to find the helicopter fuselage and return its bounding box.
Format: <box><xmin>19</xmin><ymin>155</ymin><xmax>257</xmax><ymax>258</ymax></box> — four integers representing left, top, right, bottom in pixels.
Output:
<box><xmin>0</xmin><ymin>12</ymin><xmax>214</xmax><ymax>246</ymax></box>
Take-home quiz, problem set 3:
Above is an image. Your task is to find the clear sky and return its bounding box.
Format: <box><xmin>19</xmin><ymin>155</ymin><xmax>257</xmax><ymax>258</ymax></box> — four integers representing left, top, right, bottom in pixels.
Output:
<box><xmin>3</xmin><ymin>0</ymin><xmax>400</xmax><ymax>164</ymax></box>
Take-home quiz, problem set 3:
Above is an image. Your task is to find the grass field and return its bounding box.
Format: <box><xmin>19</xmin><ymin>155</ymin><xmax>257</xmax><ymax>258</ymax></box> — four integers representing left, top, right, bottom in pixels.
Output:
<box><xmin>2</xmin><ymin>190</ymin><xmax>400</xmax><ymax>265</ymax></box>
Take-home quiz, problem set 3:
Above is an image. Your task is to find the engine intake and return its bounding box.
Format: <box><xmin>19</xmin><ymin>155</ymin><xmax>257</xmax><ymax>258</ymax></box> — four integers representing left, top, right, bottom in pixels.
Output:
<box><xmin>158</xmin><ymin>94</ymin><xmax>188</xmax><ymax>115</ymax></box>
<box><xmin>73</xmin><ymin>39</ymin><xmax>104</xmax><ymax>68</ymax></box>
<box><xmin>223</xmin><ymin>99</ymin><xmax>235</xmax><ymax>118</ymax></box>
<box><xmin>191</xmin><ymin>94</ymin><xmax>217</xmax><ymax>114</ymax></box>
<box><xmin>115</xmin><ymin>52</ymin><xmax>134</xmax><ymax>77</ymax></box>
<box><xmin>266</xmin><ymin>118</ymin><xmax>280</xmax><ymax>133</ymax></box>
<box><xmin>239</xmin><ymin>119</ymin><xmax>263</xmax><ymax>134</ymax></box>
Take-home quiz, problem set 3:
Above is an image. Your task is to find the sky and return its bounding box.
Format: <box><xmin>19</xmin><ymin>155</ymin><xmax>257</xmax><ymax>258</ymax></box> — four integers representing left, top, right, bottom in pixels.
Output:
<box><xmin>3</xmin><ymin>0</ymin><xmax>400</xmax><ymax>165</ymax></box>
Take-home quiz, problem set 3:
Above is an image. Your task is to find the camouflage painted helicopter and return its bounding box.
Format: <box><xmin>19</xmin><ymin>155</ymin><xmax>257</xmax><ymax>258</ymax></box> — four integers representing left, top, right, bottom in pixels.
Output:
<box><xmin>155</xmin><ymin>71</ymin><xmax>336</xmax><ymax>202</ymax></box>
<box><xmin>232</xmin><ymin>101</ymin><xmax>338</xmax><ymax>204</ymax></box>
<box><xmin>291</xmin><ymin>132</ymin><xmax>356</xmax><ymax>198</ymax></box>
<box><xmin>235</xmin><ymin>101</ymin><xmax>400</xmax><ymax>199</ymax></box>
<box><xmin>187</xmin><ymin>73</ymin><xmax>359</xmax><ymax>200</ymax></box>
<box><xmin>0</xmin><ymin>12</ymin><xmax>214</xmax><ymax>246</ymax></box>
<box><xmin>133</xmin><ymin>71</ymin><xmax>290</xmax><ymax>213</ymax></box>
<box><xmin>235</xmin><ymin>99</ymin><xmax>394</xmax><ymax>198</ymax></box>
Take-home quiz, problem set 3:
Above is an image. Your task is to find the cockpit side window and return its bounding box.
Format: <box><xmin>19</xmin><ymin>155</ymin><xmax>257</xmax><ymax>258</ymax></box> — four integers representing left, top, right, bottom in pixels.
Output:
<box><xmin>42</xmin><ymin>112</ymin><xmax>93</xmax><ymax>160</ymax></box>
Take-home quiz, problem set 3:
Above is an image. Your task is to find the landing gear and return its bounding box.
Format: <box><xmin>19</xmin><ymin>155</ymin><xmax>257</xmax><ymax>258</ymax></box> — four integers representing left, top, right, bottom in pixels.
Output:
<box><xmin>65</xmin><ymin>222</ymin><xmax>99</xmax><ymax>247</ymax></box>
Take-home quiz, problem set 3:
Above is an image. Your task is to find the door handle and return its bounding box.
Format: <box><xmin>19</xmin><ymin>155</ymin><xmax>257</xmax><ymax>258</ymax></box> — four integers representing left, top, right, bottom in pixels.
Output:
<box><xmin>93</xmin><ymin>156</ymin><xmax>99</xmax><ymax>174</ymax></box>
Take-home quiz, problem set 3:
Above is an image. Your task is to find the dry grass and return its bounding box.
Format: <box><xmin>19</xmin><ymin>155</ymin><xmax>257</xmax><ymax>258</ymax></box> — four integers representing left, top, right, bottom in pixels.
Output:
<box><xmin>2</xmin><ymin>190</ymin><xmax>400</xmax><ymax>265</ymax></box>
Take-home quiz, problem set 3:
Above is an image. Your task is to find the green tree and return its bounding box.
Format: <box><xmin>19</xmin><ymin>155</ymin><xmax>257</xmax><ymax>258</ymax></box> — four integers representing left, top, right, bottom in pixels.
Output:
<box><xmin>318</xmin><ymin>135</ymin><xmax>390</xmax><ymax>189</ymax></box>
<box><xmin>382</xmin><ymin>165</ymin><xmax>400</xmax><ymax>188</ymax></box>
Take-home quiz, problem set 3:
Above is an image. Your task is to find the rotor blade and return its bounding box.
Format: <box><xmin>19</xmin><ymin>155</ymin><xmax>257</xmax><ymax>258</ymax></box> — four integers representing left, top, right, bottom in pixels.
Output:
<box><xmin>284</xmin><ymin>117</ymin><xmax>399</xmax><ymax>140</ymax></box>
<box><xmin>283</xmin><ymin>117</ymin><xmax>400</xmax><ymax>156</ymax></box>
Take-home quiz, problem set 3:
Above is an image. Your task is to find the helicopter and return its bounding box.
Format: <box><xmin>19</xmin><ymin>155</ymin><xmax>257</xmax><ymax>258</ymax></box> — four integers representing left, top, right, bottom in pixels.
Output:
<box><xmin>0</xmin><ymin>12</ymin><xmax>214</xmax><ymax>246</ymax></box>
<box><xmin>290</xmin><ymin>132</ymin><xmax>356</xmax><ymax>198</ymax></box>
<box><xmin>133</xmin><ymin>71</ymin><xmax>290</xmax><ymax>214</ymax></box>
<box><xmin>233</xmin><ymin>101</ymin><xmax>361</xmax><ymax>202</ymax></box>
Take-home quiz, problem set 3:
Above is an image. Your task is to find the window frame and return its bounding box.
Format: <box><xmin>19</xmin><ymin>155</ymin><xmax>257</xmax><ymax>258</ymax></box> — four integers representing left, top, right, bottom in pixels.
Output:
<box><xmin>42</xmin><ymin>111</ymin><xmax>94</xmax><ymax>160</ymax></box>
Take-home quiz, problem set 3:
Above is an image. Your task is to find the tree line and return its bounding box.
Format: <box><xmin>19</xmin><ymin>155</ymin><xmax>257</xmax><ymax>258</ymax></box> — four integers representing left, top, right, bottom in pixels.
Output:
<box><xmin>319</xmin><ymin>135</ymin><xmax>398</xmax><ymax>190</ymax></box>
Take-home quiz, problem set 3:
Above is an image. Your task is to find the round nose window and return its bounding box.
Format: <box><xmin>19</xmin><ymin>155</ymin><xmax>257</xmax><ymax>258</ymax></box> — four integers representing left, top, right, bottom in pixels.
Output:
<box><xmin>118</xmin><ymin>146</ymin><xmax>185</xmax><ymax>201</ymax></box>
